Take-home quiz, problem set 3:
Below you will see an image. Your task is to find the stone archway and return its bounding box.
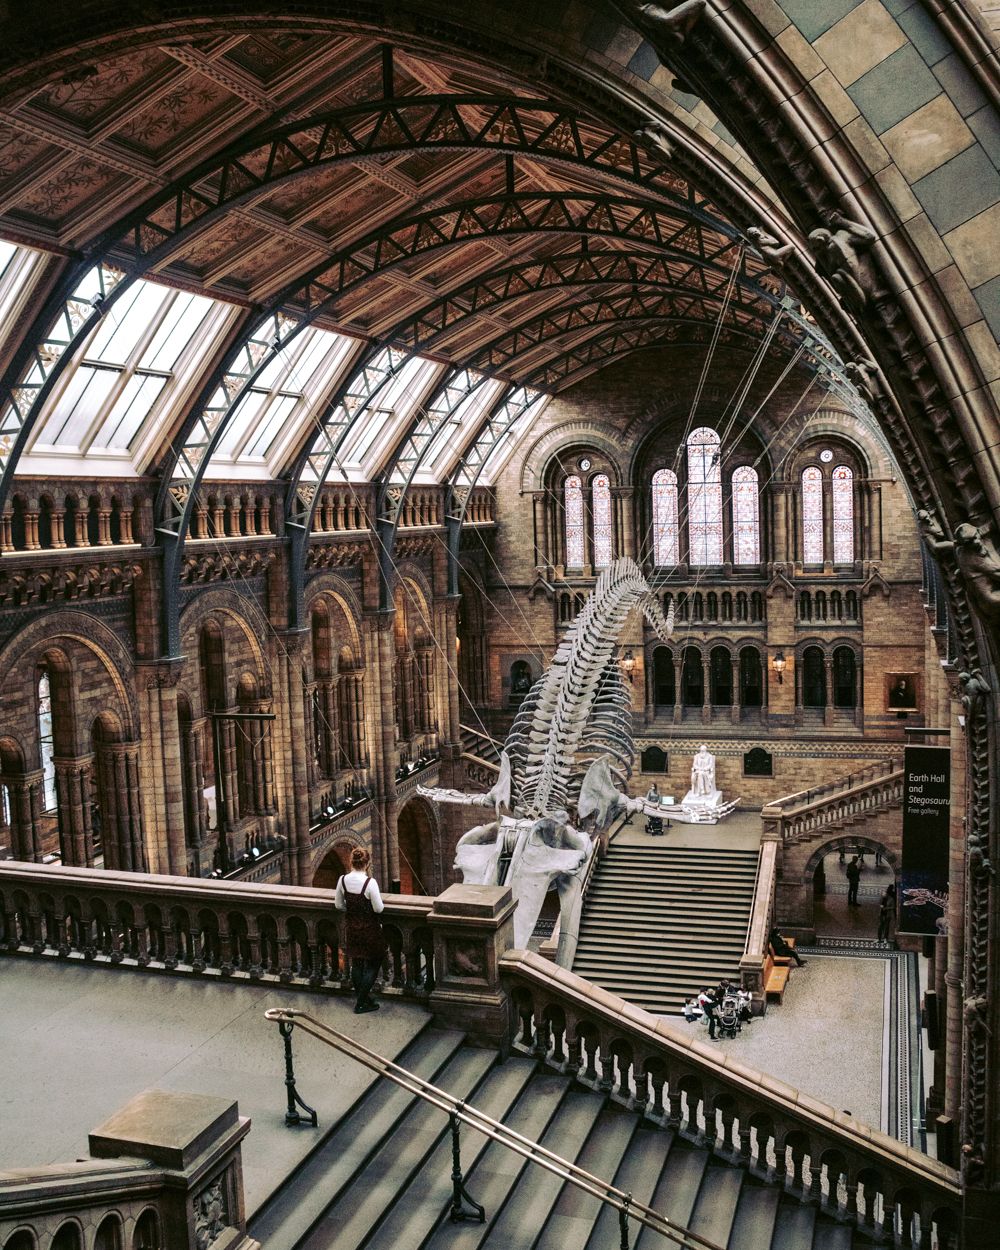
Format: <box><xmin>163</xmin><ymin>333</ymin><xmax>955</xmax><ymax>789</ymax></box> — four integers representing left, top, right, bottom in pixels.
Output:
<box><xmin>794</xmin><ymin>834</ymin><xmax>900</xmax><ymax>940</ymax></box>
<box><xmin>312</xmin><ymin>840</ymin><xmax>354</xmax><ymax>890</ymax></box>
<box><xmin>397</xmin><ymin>797</ymin><xmax>438</xmax><ymax>896</ymax></box>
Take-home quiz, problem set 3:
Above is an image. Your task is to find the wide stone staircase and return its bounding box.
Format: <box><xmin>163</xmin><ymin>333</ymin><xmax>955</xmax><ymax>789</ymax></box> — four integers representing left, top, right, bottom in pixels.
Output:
<box><xmin>572</xmin><ymin>841</ymin><xmax>758</xmax><ymax>1015</ymax></box>
<box><xmin>250</xmin><ymin>1018</ymin><xmax>879</xmax><ymax>1250</ymax></box>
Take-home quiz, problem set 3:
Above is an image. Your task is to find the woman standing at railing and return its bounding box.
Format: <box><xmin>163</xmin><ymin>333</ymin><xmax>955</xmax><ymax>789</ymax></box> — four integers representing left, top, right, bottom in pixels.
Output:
<box><xmin>335</xmin><ymin>847</ymin><xmax>386</xmax><ymax>1014</ymax></box>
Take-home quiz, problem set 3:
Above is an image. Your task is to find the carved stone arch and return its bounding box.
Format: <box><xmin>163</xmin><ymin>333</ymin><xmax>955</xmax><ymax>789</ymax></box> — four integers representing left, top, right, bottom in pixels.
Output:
<box><xmin>518</xmin><ymin>419</ymin><xmax>626</xmax><ymax>493</ymax></box>
<box><xmin>779</xmin><ymin>411</ymin><xmax>890</xmax><ymax>485</ymax></box>
<box><xmin>397</xmin><ymin>793</ymin><xmax>444</xmax><ymax>895</ymax></box>
<box><xmin>0</xmin><ymin>611</ymin><xmax>139</xmax><ymax>743</ymax></box>
<box><xmin>311</xmin><ymin>830</ymin><xmax>365</xmax><ymax>888</ymax></box>
<box><xmin>393</xmin><ymin>561</ymin><xmax>435</xmax><ymax>634</ymax></box>
<box><xmin>178</xmin><ymin>591</ymin><xmax>270</xmax><ymax>692</ymax></box>
<box><xmin>303</xmin><ymin>573</ymin><xmax>366</xmax><ymax>669</ymax></box>
<box><xmin>802</xmin><ymin>836</ymin><xmax>900</xmax><ymax>882</ymax></box>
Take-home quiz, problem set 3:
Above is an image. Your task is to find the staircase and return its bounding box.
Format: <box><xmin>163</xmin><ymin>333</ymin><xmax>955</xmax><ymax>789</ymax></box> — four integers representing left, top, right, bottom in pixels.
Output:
<box><xmin>761</xmin><ymin>758</ymin><xmax>902</xmax><ymax>844</ymax></box>
<box><xmin>250</xmin><ymin>1019</ymin><xmax>879</xmax><ymax>1250</ymax></box>
<box><xmin>572</xmin><ymin>842</ymin><xmax>758</xmax><ymax>1014</ymax></box>
<box><xmin>459</xmin><ymin>723</ymin><xmax>502</xmax><ymax>771</ymax></box>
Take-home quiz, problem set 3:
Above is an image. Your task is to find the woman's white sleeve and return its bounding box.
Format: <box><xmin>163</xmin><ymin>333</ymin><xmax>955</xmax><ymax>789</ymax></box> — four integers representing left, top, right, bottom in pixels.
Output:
<box><xmin>369</xmin><ymin>880</ymin><xmax>385</xmax><ymax>913</ymax></box>
<box><xmin>334</xmin><ymin>878</ymin><xmax>346</xmax><ymax>911</ymax></box>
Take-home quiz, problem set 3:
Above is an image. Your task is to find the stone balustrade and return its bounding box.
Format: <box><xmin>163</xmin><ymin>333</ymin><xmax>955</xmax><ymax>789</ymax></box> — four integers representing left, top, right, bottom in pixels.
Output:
<box><xmin>761</xmin><ymin>758</ymin><xmax>902</xmax><ymax>843</ymax></box>
<box><xmin>0</xmin><ymin>1089</ymin><xmax>257</xmax><ymax>1250</ymax></box>
<box><xmin>738</xmin><ymin>836</ymin><xmax>778</xmax><ymax>999</ymax></box>
<box><xmin>501</xmin><ymin>949</ymin><xmax>960</xmax><ymax>1248</ymax></box>
<box><xmin>0</xmin><ymin>862</ymin><xmax>436</xmax><ymax>1000</ymax></box>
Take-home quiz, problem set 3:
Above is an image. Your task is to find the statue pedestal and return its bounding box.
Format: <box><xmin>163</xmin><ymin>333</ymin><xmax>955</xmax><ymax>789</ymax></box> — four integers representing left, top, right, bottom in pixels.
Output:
<box><xmin>681</xmin><ymin>788</ymin><xmax>725</xmax><ymax>810</ymax></box>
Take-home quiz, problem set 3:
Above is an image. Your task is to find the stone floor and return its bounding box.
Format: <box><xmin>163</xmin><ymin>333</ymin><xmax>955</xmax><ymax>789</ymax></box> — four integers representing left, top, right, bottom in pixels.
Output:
<box><xmin>616</xmin><ymin>807</ymin><xmax>763</xmax><ymax>852</ymax></box>
<box><xmin>814</xmin><ymin>849</ymin><xmax>895</xmax><ymax>939</ymax></box>
<box><xmin>0</xmin><ymin>960</ymin><xmax>428</xmax><ymax>1213</ymax></box>
<box><xmin>670</xmin><ymin>953</ymin><xmax>890</xmax><ymax>1133</ymax></box>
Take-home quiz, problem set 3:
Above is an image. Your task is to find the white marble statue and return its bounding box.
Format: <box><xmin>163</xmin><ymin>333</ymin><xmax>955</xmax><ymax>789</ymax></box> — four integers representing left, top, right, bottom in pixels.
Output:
<box><xmin>691</xmin><ymin>745</ymin><xmax>716</xmax><ymax>796</ymax></box>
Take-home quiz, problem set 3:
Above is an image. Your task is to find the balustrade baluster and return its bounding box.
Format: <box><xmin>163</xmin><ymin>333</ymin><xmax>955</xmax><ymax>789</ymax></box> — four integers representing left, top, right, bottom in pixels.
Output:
<box><xmin>666</xmin><ymin>1088</ymin><xmax>683</xmax><ymax>1130</ymax></box>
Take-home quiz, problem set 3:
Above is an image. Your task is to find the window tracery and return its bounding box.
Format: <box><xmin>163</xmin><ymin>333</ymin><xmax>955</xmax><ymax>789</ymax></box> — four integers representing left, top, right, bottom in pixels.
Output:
<box><xmin>592</xmin><ymin>474</ymin><xmax>613</xmax><ymax>568</ymax></box>
<box><xmin>651</xmin><ymin>468</ymin><xmax>679</xmax><ymax>567</ymax></box>
<box><xmin>564</xmin><ymin>474</ymin><xmax>584</xmax><ymax>568</ymax></box>
<box><xmin>731</xmin><ymin>464</ymin><xmax>760</xmax><ymax>565</ymax></box>
<box><xmin>687</xmin><ymin>427</ymin><xmax>722</xmax><ymax>565</ymax></box>
<box><xmin>801</xmin><ymin>465</ymin><xmax>823</xmax><ymax>564</ymax></box>
<box><xmin>832</xmin><ymin>464</ymin><xmax>854</xmax><ymax>563</ymax></box>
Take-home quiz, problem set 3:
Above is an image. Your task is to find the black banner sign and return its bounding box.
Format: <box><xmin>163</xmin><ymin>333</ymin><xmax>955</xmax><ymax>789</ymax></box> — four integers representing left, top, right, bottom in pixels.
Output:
<box><xmin>899</xmin><ymin>745</ymin><xmax>950</xmax><ymax>936</ymax></box>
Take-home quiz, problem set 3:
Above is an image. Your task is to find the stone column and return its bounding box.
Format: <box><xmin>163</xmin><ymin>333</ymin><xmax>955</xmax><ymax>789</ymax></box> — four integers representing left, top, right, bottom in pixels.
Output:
<box><xmin>532</xmin><ymin>491</ymin><xmax>547</xmax><ymax>568</ymax></box>
<box><xmin>138</xmin><ymin>661</ymin><xmax>187</xmax><ymax>876</ymax></box>
<box><xmin>318</xmin><ymin>679</ymin><xmax>339</xmax><ymax>777</ymax></box>
<box><xmin>50</xmin><ymin>508</ymin><xmax>66</xmax><ymax>548</ymax></box>
<box><xmin>304</xmin><ymin>683</ymin><xmax>318</xmax><ymax>789</ymax></box>
<box><xmin>181</xmin><ymin>719</ymin><xmax>208</xmax><ymax>873</ymax></box>
<box><xmin>114</xmin><ymin>743</ymin><xmax>146</xmax><ymax>871</ymax></box>
<box><xmin>374</xmin><ymin>614</ymin><xmax>401</xmax><ymax>890</ymax></box>
<box><xmin>945</xmin><ymin>693</ymin><xmax>967</xmax><ymax>1126</ymax></box>
<box><xmin>672</xmin><ymin>653</ymin><xmax>682</xmax><ymax>726</ymax></box>
<box><xmin>275</xmin><ymin>631</ymin><xmax>312</xmax><ymax>886</ymax></box>
<box><xmin>823</xmin><ymin>654</ymin><xmax>834</xmax><ymax>727</ymax></box>
<box><xmin>253</xmin><ymin>702</ymin><xmax>276</xmax><ymax>816</ymax></box>
<box><xmin>218</xmin><ymin>716</ymin><xmax>240</xmax><ymax>829</ymax></box>
<box><xmin>701</xmin><ymin>654</ymin><xmax>711</xmax><ymax>724</ymax></box>
<box><xmin>54</xmin><ymin>757</ymin><xmax>95</xmax><ymax>866</ymax></box>
<box><xmin>8</xmin><ymin>772</ymin><xmax>44</xmax><ymax>861</ymax></box>
<box><xmin>772</xmin><ymin>484</ymin><xmax>788</xmax><ymax>566</ymax></box>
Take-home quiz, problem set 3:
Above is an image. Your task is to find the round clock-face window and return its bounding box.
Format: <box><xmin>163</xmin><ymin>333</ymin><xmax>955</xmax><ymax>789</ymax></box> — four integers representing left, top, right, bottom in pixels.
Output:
<box><xmin>819</xmin><ymin>449</ymin><xmax>833</xmax><ymax>463</ymax></box>
<box><xmin>579</xmin><ymin>457</ymin><xmax>592</xmax><ymax>471</ymax></box>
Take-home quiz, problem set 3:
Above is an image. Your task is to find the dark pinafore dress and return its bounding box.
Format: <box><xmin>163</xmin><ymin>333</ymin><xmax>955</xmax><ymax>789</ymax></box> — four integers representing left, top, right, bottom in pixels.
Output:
<box><xmin>343</xmin><ymin>875</ymin><xmax>386</xmax><ymax>961</ymax></box>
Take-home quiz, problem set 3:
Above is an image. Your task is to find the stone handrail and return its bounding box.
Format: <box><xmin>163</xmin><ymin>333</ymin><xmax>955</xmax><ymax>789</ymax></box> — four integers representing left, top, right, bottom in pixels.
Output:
<box><xmin>0</xmin><ymin>861</ymin><xmax>436</xmax><ymax>1000</ymax></box>
<box><xmin>761</xmin><ymin>758</ymin><xmax>903</xmax><ymax>843</ymax></box>
<box><xmin>500</xmin><ymin>950</ymin><xmax>960</xmax><ymax>1247</ymax></box>
<box><xmin>0</xmin><ymin>1089</ymin><xmax>257</xmax><ymax>1250</ymax></box>
<box><xmin>738</xmin><ymin>836</ymin><xmax>778</xmax><ymax>998</ymax></box>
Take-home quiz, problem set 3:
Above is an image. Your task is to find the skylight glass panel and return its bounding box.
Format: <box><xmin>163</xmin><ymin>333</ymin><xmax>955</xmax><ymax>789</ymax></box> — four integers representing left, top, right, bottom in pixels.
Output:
<box><xmin>140</xmin><ymin>292</ymin><xmax>215</xmax><ymax>371</ymax></box>
<box><xmin>422</xmin><ymin>378</ymin><xmax>504</xmax><ymax>478</ymax></box>
<box><xmin>477</xmin><ymin>392</ymin><xmax>550</xmax><ymax>483</ymax></box>
<box><xmin>92</xmin><ymin>374</ymin><xmax>167</xmax><ymax>451</ymax></box>
<box><xmin>346</xmin><ymin>357</ymin><xmax>438</xmax><ymax>465</ymax></box>
<box><xmin>215</xmin><ymin>389</ymin><xmax>269</xmax><ymax>457</ymax></box>
<box><xmin>243</xmin><ymin>394</ymin><xmax>299</xmax><ymax>460</ymax></box>
<box><xmin>40</xmin><ymin>365</ymin><xmax>120</xmax><ymax>448</ymax></box>
<box><xmin>0</xmin><ymin>240</ymin><xmax>44</xmax><ymax>330</ymax></box>
<box><xmin>87</xmin><ymin>283</ymin><xmax>166</xmax><ymax>364</ymax></box>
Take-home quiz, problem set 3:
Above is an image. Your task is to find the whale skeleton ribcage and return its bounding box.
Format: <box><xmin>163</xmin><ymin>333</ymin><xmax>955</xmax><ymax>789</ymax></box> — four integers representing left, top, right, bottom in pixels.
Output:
<box><xmin>505</xmin><ymin>557</ymin><xmax>674</xmax><ymax>820</ymax></box>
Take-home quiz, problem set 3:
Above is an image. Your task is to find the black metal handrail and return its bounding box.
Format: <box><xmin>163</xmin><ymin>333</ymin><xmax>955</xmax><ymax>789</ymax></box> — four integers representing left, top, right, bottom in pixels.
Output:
<box><xmin>264</xmin><ymin>1007</ymin><xmax>726</xmax><ymax>1250</ymax></box>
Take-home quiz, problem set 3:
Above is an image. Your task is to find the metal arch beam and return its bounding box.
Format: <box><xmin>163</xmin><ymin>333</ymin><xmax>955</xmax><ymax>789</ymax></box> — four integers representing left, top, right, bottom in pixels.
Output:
<box><xmin>0</xmin><ymin>94</ymin><xmax>712</xmax><ymax>519</ymax></box>
<box><xmin>388</xmin><ymin>244</ymin><xmax>767</xmax><ymax>357</ymax></box>
<box><xmin>443</xmin><ymin>382</ymin><xmax>540</xmax><ymax>595</ymax></box>
<box><xmin>372</xmin><ymin>365</ymin><xmax>492</xmax><ymax>611</ymax></box>
<box><xmin>153</xmin><ymin>190</ymin><xmax>772</xmax><ymax>559</ymax></box>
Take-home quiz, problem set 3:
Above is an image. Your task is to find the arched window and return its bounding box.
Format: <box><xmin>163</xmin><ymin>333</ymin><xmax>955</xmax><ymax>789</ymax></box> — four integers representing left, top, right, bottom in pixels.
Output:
<box><xmin>833</xmin><ymin>646</ymin><xmax>857</xmax><ymax>708</ymax></box>
<box><xmin>801</xmin><ymin>466</ymin><xmax>823</xmax><ymax>564</ymax></box>
<box><xmin>832</xmin><ymin>464</ymin><xmax>854</xmax><ymax>563</ymax></box>
<box><xmin>802</xmin><ymin>646</ymin><xmax>826</xmax><ymax>708</ymax></box>
<box><xmin>687</xmin><ymin>427</ymin><xmax>722</xmax><ymax>565</ymax></box>
<box><xmin>592</xmin><ymin>474</ymin><xmax>613</xmax><ymax>569</ymax></box>
<box><xmin>564</xmin><ymin>475</ymin><xmax>584</xmax><ymax>568</ymax></box>
<box><xmin>652</xmin><ymin>647</ymin><xmax>675</xmax><ymax>706</ymax></box>
<box><xmin>651</xmin><ymin>468</ymin><xmax>679</xmax><ymax>567</ymax></box>
<box><xmin>739</xmin><ymin>647</ymin><xmax>763</xmax><ymax>707</ymax></box>
<box><xmin>37</xmin><ymin>668</ymin><xmax>56</xmax><ymax>811</ymax></box>
<box><xmin>731</xmin><ymin>465</ymin><xmax>760</xmax><ymax>564</ymax></box>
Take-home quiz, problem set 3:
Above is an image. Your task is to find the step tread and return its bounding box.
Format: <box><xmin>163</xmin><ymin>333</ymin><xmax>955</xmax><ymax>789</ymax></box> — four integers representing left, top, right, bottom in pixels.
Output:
<box><xmin>363</xmin><ymin>1058</ymin><xmax>546</xmax><ymax>1250</ymax></box>
<box><xmin>635</xmin><ymin>1141</ymin><xmax>709</xmax><ymax>1245</ymax></box>
<box><xmin>420</xmin><ymin>1072</ymin><xmax>579</xmax><ymax>1250</ymax></box>
<box><xmin>248</xmin><ymin>1024</ymin><xmax>464</xmax><ymax>1248</ymax></box>
<box><xmin>475</xmin><ymin>1089</ymin><xmax>609</xmax><ymax>1249</ymax></box>
<box><xmin>770</xmin><ymin>1201</ymin><xmax>818</xmax><ymax>1250</ymax></box>
<box><xmin>296</xmin><ymin>1046</ymin><xmax>500</xmax><ymax>1250</ymax></box>
<box><xmin>728</xmin><ymin>1184</ymin><xmax>781</xmax><ymax>1250</ymax></box>
<box><xmin>688</xmin><ymin>1163</ymin><xmax>745</xmax><ymax>1247</ymax></box>
<box><xmin>583</xmin><ymin>1126</ymin><xmax>674</xmax><ymax>1250</ymax></box>
<box><xmin>534</xmin><ymin>1104</ymin><xmax>640</xmax><ymax>1250</ymax></box>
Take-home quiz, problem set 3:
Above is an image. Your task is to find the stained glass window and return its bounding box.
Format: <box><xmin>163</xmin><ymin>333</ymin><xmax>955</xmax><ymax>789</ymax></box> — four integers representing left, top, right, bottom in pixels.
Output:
<box><xmin>37</xmin><ymin>669</ymin><xmax>56</xmax><ymax>811</ymax></box>
<box><xmin>651</xmin><ymin>468</ymin><xmax>679</xmax><ymax>567</ymax></box>
<box><xmin>832</xmin><ymin>464</ymin><xmax>854</xmax><ymax>563</ymax></box>
<box><xmin>592</xmin><ymin>474</ymin><xmax>613</xmax><ymax>568</ymax></box>
<box><xmin>564</xmin><ymin>475</ymin><xmax>584</xmax><ymax>567</ymax></box>
<box><xmin>687</xmin><ymin>427</ymin><xmax>722</xmax><ymax>565</ymax></box>
<box><xmin>731</xmin><ymin>465</ymin><xmax>760</xmax><ymax>565</ymax></box>
<box><xmin>802</xmin><ymin>466</ymin><xmax>824</xmax><ymax>564</ymax></box>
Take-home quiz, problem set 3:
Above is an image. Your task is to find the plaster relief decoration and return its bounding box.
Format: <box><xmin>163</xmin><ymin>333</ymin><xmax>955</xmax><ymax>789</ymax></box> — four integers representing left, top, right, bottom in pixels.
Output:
<box><xmin>420</xmin><ymin>557</ymin><xmax>685</xmax><ymax>966</ymax></box>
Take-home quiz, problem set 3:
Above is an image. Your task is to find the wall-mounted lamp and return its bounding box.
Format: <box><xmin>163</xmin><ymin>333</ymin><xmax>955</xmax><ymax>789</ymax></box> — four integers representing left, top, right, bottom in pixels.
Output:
<box><xmin>620</xmin><ymin>648</ymin><xmax>636</xmax><ymax>684</ymax></box>
<box><xmin>772</xmin><ymin>650</ymin><xmax>786</xmax><ymax>684</ymax></box>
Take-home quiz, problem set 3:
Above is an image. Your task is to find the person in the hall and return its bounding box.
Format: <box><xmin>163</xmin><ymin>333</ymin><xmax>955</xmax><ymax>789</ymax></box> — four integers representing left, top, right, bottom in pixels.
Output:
<box><xmin>846</xmin><ymin>855</ymin><xmax>862</xmax><ymax>907</ymax></box>
<box><xmin>769</xmin><ymin>926</ymin><xmax>807</xmax><ymax>967</ymax></box>
<box><xmin>877</xmin><ymin>883</ymin><xmax>897</xmax><ymax>944</ymax></box>
<box><xmin>335</xmin><ymin>846</ymin><xmax>386</xmax><ymax>1014</ymax></box>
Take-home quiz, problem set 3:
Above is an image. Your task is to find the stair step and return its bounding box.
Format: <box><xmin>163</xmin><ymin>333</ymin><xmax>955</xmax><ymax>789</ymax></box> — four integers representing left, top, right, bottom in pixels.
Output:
<box><xmin>534</xmin><ymin>1104</ymin><xmax>639</xmax><ymax>1250</ymax></box>
<box><xmin>770</xmin><ymin>1201</ymin><xmax>818</xmax><ymax>1250</ymax></box>
<box><xmin>364</xmin><ymin>1057</ymin><xmax>547</xmax><ymax>1250</ymax></box>
<box><xmin>688</xmin><ymin>1162</ymin><xmax>745</xmax><ymax>1248</ymax></box>
<box><xmin>471</xmin><ymin>1088</ymin><xmax>608</xmax><ymax>1249</ymax></box>
<box><xmin>729</xmin><ymin>1184</ymin><xmax>781</xmax><ymax>1250</ymax></box>
<box><xmin>584</xmin><ymin>1125</ymin><xmax>675</xmax><ymax>1250</ymax></box>
<box><xmin>248</xmin><ymin>1024</ymin><xmax>465</xmax><ymax>1249</ymax></box>
<box><xmin>421</xmin><ymin>1071</ymin><xmax>583</xmax><ymax>1250</ymax></box>
<box><xmin>296</xmin><ymin>1046</ymin><xmax>500</xmax><ymax>1250</ymax></box>
<box><xmin>812</xmin><ymin>1223</ymin><xmax>855</xmax><ymax>1250</ymax></box>
<box><xmin>635</xmin><ymin>1140</ymin><xmax>709</xmax><ymax>1247</ymax></box>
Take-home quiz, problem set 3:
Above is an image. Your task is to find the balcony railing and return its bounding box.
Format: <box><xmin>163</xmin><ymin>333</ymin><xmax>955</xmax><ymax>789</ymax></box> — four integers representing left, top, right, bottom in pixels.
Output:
<box><xmin>761</xmin><ymin>758</ymin><xmax>903</xmax><ymax>843</ymax></box>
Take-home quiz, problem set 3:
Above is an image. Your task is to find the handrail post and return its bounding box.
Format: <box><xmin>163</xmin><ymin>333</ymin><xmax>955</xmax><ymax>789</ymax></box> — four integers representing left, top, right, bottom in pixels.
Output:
<box><xmin>449</xmin><ymin>1105</ymin><xmax>486</xmax><ymax>1223</ymax></box>
<box><xmin>619</xmin><ymin>1193</ymin><xmax>632</xmax><ymax>1249</ymax></box>
<box><xmin>278</xmin><ymin>1019</ymin><xmax>319</xmax><ymax>1127</ymax></box>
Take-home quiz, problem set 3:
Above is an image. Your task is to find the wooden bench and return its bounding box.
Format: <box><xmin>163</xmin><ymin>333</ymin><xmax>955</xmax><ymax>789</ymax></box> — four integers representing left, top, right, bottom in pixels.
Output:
<box><xmin>770</xmin><ymin>935</ymin><xmax>796</xmax><ymax>968</ymax></box>
<box><xmin>764</xmin><ymin>948</ymin><xmax>790</xmax><ymax>1003</ymax></box>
